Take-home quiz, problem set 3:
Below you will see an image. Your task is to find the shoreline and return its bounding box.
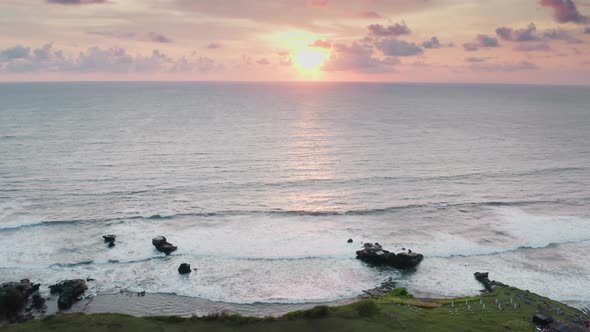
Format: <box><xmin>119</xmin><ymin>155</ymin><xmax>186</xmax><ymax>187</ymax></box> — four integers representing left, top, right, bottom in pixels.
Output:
<box><xmin>43</xmin><ymin>291</ymin><xmax>360</xmax><ymax>318</ymax></box>
<box><xmin>36</xmin><ymin>289</ymin><xmax>590</xmax><ymax>319</ymax></box>
<box><xmin>3</xmin><ymin>284</ymin><xmax>589</xmax><ymax>332</ymax></box>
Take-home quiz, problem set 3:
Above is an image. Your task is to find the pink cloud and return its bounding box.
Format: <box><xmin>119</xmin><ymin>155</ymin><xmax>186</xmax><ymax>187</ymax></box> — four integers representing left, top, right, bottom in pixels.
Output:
<box><xmin>322</xmin><ymin>42</ymin><xmax>398</xmax><ymax>73</ymax></box>
<box><xmin>368</xmin><ymin>22</ymin><xmax>411</xmax><ymax>37</ymax></box>
<box><xmin>496</xmin><ymin>23</ymin><xmax>539</xmax><ymax>42</ymax></box>
<box><xmin>46</xmin><ymin>0</ymin><xmax>107</xmax><ymax>5</ymax></box>
<box><xmin>540</xmin><ymin>0</ymin><xmax>589</xmax><ymax>24</ymax></box>
<box><xmin>463</xmin><ymin>34</ymin><xmax>500</xmax><ymax>51</ymax></box>
<box><xmin>310</xmin><ymin>40</ymin><xmax>332</xmax><ymax>48</ymax></box>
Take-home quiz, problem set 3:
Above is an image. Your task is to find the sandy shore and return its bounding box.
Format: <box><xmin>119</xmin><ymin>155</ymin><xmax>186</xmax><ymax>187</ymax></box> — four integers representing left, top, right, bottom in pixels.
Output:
<box><xmin>41</xmin><ymin>291</ymin><xmax>358</xmax><ymax>318</ymax></box>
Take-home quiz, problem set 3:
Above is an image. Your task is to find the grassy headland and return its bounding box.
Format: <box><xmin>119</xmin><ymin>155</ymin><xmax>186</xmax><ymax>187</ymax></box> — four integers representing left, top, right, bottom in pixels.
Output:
<box><xmin>2</xmin><ymin>286</ymin><xmax>587</xmax><ymax>332</ymax></box>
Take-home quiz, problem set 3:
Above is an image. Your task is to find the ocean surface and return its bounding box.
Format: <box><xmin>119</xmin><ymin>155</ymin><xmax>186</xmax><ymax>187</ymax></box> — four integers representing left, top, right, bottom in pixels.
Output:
<box><xmin>1</xmin><ymin>82</ymin><xmax>589</xmax><ymax>312</ymax></box>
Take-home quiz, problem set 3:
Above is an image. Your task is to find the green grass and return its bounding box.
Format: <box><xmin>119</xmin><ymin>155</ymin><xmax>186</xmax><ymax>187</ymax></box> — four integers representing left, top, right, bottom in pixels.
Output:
<box><xmin>2</xmin><ymin>287</ymin><xmax>587</xmax><ymax>332</ymax></box>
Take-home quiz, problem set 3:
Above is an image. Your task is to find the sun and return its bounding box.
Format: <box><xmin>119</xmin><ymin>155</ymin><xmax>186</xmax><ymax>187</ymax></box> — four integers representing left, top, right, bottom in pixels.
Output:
<box><xmin>292</xmin><ymin>48</ymin><xmax>329</xmax><ymax>75</ymax></box>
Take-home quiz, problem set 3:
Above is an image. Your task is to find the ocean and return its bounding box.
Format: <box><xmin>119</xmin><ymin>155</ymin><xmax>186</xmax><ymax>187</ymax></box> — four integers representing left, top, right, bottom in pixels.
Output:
<box><xmin>1</xmin><ymin>82</ymin><xmax>589</xmax><ymax>312</ymax></box>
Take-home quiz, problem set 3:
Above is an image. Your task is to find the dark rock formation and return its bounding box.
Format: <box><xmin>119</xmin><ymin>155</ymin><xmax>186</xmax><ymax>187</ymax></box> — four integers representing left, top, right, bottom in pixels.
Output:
<box><xmin>49</xmin><ymin>279</ymin><xmax>87</xmax><ymax>310</ymax></box>
<box><xmin>0</xmin><ymin>279</ymin><xmax>39</xmax><ymax>322</ymax></box>
<box><xmin>347</xmin><ymin>239</ymin><xmax>353</xmax><ymax>243</ymax></box>
<box><xmin>178</xmin><ymin>263</ymin><xmax>192</xmax><ymax>274</ymax></box>
<box><xmin>103</xmin><ymin>235</ymin><xmax>116</xmax><ymax>243</ymax></box>
<box><xmin>474</xmin><ymin>272</ymin><xmax>507</xmax><ymax>293</ymax></box>
<box><xmin>103</xmin><ymin>235</ymin><xmax>116</xmax><ymax>248</ymax></box>
<box><xmin>152</xmin><ymin>236</ymin><xmax>177</xmax><ymax>255</ymax></box>
<box><xmin>31</xmin><ymin>293</ymin><xmax>46</xmax><ymax>310</ymax></box>
<box><xmin>356</xmin><ymin>243</ymin><xmax>423</xmax><ymax>269</ymax></box>
<box><xmin>361</xmin><ymin>278</ymin><xmax>397</xmax><ymax>298</ymax></box>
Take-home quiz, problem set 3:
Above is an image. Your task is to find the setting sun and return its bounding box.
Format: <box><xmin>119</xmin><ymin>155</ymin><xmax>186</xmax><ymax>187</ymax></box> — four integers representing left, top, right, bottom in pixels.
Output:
<box><xmin>292</xmin><ymin>48</ymin><xmax>329</xmax><ymax>75</ymax></box>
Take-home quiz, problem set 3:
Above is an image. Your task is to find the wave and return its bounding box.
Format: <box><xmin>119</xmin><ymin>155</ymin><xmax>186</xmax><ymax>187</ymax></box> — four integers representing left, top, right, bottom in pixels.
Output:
<box><xmin>427</xmin><ymin>239</ymin><xmax>590</xmax><ymax>259</ymax></box>
<box><xmin>10</xmin><ymin>254</ymin><xmax>352</xmax><ymax>272</ymax></box>
<box><xmin>0</xmin><ymin>199</ymin><xmax>572</xmax><ymax>231</ymax></box>
<box><xmin>240</xmin><ymin>166</ymin><xmax>589</xmax><ymax>188</ymax></box>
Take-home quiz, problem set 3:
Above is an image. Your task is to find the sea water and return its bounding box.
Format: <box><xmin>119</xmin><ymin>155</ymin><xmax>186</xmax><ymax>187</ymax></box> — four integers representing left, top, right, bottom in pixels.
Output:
<box><xmin>0</xmin><ymin>82</ymin><xmax>589</xmax><ymax>310</ymax></box>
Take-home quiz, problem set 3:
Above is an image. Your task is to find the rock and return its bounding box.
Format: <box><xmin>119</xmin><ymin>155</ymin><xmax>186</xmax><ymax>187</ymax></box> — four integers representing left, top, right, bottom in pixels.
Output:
<box><xmin>152</xmin><ymin>236</ymin><xmax>166</xmax><ymax>246</ymax></box>
<box><xmin>103</xmin><ymin>235</ymin><xmax>116</xmax><ymax>243</ymax></box>
<box><xmin>474</xmin><ymin>272</ymin><xmax>508</xmax><ymax>293</ymax></box>
<box><xmin>347</xmin><ymin>239</ymin><xmax>353</xmax><ymax>243</ymax></box>
<box><xmin>152</xmin><ymin>236</ymin><xmax>177</xmax><ymax>255</ymax></box>
<box><xmin>31</xmin><ymin>293</ymin><xmax>46</xmax><ymax>310</ymax></box>
<box><xmin>356</xmin><ymin>243</ymin><xmax>423</xmax><ymax>269</ymax></box>
<box><xmin>49</xmin><ymin>279</ymin><xmax>87</xmax><ymax>310</ymax></box>
<box><xmin>178</xmin><ymin>263</ymin><xmax>191</xmax><ymax>274</ymax></box>
<box><xmin>108</xmin><ymin>242</ymin><xmax>115</xmax><ymax>248</ymax></box>
<box><xmin>0</xmin><ymin>279</ymin><xmax>39</xmax><ymax>321</ymax></box>
<box><xmin>361</xmin><ymin>278</ymin><xmax>397</xmax><ymax>298</ymax></box>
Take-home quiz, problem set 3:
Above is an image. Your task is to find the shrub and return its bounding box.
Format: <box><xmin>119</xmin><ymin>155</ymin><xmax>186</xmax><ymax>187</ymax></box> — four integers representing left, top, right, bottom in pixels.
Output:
<box><xmin>355</xmin><ymin>300</ymin><xmax>379</xmax><ymax>317</ymax></box>
<box><xmin>387</xmin><ymin>288</ymin><xmax>414</xmax><ymax>298</ymax></box>
<box><xmin>303</xmin><ymin>305</ymin><xmax>331</xmax><ymax>319</ymax></box>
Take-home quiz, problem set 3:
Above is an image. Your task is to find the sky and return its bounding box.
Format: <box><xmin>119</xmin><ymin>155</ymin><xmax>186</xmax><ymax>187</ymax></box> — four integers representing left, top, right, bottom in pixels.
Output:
<box><xmin>1</xmin><ymin>0</ymin><xmax>590</xmax><ymax>84</ymax></box>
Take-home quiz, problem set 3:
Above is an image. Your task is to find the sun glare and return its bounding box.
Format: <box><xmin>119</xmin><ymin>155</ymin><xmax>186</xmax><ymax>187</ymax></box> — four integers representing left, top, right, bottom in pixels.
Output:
<box><xmin>292</xmin><ymin>48</ymin><xmax>329</xmax><ymax>76</ymax></box>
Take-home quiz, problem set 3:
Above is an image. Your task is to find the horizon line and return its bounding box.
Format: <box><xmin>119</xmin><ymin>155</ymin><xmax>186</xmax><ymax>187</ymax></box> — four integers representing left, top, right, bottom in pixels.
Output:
<box><xmin>1</xmin><ymin>80</ymin><xmax>589</xmax><ymax>88</ymax></box>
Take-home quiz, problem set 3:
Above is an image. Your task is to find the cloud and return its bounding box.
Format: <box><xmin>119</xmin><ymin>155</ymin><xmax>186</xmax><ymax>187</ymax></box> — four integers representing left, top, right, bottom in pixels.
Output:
<box><xmin>310</xmin><ymin>40</ymin><xmax>332</xmax><ymax>48</ymax></box>
<box><xmin>543</xmin><ymin>28</ymin><xmax>584</xmax><ymax>43</ymax></box>
<box><xmin>465</xmin><ymin>57</ymin><xmax>489</xmax><ymax>63</ymax></box>
<box><xmin>543</xmin><ymin>28</ymin><xmax>572</xmax><ymax>39</ymax></box>
<box><xmin>422</xmin><ymin>37</ymin><xmax>441</xmax><ymax>48</ymax></box>
<box><xmin>148</xmin><ymin>32</ymin><xmax>172</xmax><ymax>43</ymax></box>
<box><xmin>514</xmin><ymin>43</ymin><xmax>552</xmax><ymax>52</ymax></box>
<box><xmin>0</xmin><ymin>45</ymin><xmax>31</xmax><ymax>61</ymax></box>
<box><xmin>368</xmin><ymin>22</ymin><xmax>411</xmax><ymax>37</ymax></box>
<box><xmin>540</xmin><ymin>0</ymin><xmax>589</xmax><ymax>24</ymax></box>
<box><xmin>171</xmin><ymin>56</ymin><xmax>224</xmax><ymax>73</ymax></box>
<box><xmin>422</xmin><ymin>36</ymin><xmax>453</xmax><ymax>49</ymax></box>
<box><xmin>87</xmin><ymin>31</ymin><xmax>137</xmax><ymax>39</ymax></box>
<box><xmin>0</xmin><ymin>43</ymin><xmax>223</xmax><ymax>74</ymax></box>
<box><xmin>307</xmin><ymin>0</ymin><xmax>329</xmax><ymax>8</ymax></box>
<box><xmin>171</xmin><ymin>0</ymin><xmax>433</xmax><ymax>30</ymax></box>
<box><xmin>46</xmin><ymin>0</ymin><xmax>107</xmax><ymax>5</ymax></box>
<box><xmin>463</xmin><ymin>34</ymin><xmax>499</xmax><ymax>51</ymax></box>
<box><xmin>88</xmin><ymin>31</ymin><xmax>174</xmax><ymax>44</ymax></box>
<box><xmin>496</xmin><ymin>23</ymin><xmax>539</xmax><ymax>42</ymax></box>
<box><xmin>471</xmin><ymin>61</ymin><xmax>538</xmax><ymax>72</ymax></box>
<box><xmin>322</xmin><ymin>42</ymin><xmax>398</xmax><ymax>73</ymax></box>
<box><xmin>207</xmin><ymin>42</ymin><xmax>222</xmax><ymax>49</ymax></box>
<box><xmin>376</xmin><ymin>39</ymin><xmax>423</xmax><ymax>56</ymax></box>
<box><xmin>277</xmin><ymin>51</ymin><xmax>292</xmax><ymax>66</ymax></box>
<box><xmin>494</xmin><ymin>24</ymin><xmax>583</xmax><ymax>44</ymax></box>
<box><xmin>356</xmin><ymin>11</ymin><xmax>381</xmax><ymax>19</ymax></box>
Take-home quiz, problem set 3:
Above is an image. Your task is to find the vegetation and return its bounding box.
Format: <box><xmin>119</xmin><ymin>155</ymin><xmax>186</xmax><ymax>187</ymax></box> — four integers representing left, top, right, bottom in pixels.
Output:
<box><xmin>1</xmin><ymin>286</ymin><xmax>587</xmax><ymax>332</ymax></box>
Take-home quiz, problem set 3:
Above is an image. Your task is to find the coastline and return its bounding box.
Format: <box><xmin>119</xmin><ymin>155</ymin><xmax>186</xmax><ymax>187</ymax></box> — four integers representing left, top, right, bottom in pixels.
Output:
<box><xmin>42</xmin><ymin>291</ymin><xmax>360</xmax><ymax>318</ymax></box>
<box><xmin>3</xmin><ymin>284</ymin><xmax>589</xmax><ymax>332</ymax></box>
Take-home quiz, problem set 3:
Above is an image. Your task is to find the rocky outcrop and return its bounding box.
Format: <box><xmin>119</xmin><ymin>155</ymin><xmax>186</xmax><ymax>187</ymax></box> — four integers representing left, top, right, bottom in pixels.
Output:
<box><xmin>178</xmin><ymin>263</ymin><xmax>191</xmax><ymax>274</ymax></box>
<box><xmin>152</xmin><ymin>236</ymin><xmax>177</xmax><ymax>255</ymax></box>
<box><xmin>31</xmin><ymin>293</ymin><xmax>46</xmax><ymax>310</ymax></box>
<box><xmin>474</xmin><ymin>272</ymin><xmax>507</xmax><ymax>293</ymax></box>
<box><xmin>49</xmin><ymin>279</ymin><xmax>87</xmax><ymax>310</ymax></box>
<box><xmin>361</xmin><ymin>278</ymin><xmax>397</xmax><ymax>298</ymax></box>
<box><xmin>356</xmin><ymin>243</ymin><xmax>423</xmax><ymax>269</ymax></box>
<box><xmin>103</xmin><ymin>235</ymin><xmax>116</xmax><ymax>248</ymax></box>
<box><xmin>0</xmin><ymin>279</ymin><xmax>39</xmax><ymax>322</ymax></box>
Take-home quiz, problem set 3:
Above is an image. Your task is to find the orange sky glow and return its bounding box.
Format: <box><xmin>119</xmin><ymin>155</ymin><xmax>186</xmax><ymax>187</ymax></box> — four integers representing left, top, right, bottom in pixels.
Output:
<box><xmin>0</xmin><ymin>0</ymin><xmax>590</xmax><ymax>84</ymax></box>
